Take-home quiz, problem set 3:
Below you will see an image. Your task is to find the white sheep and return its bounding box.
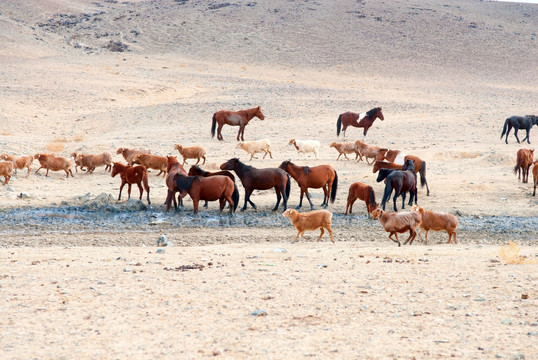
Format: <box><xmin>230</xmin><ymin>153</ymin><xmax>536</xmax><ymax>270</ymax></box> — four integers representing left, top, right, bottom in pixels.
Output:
<box><xmin>282</xmin><ymin>209</ymin><xmax>334</xmax><ymax>243</ymax></box>
<box><xmin>289</xmin><ymin>139</ymin><xmax>320</xmax><ymax>159</ymax></box>
<box><xmin>236</xmin><ymin>139</ymin><xmax>272</xmax><ymax>160</ymax></box>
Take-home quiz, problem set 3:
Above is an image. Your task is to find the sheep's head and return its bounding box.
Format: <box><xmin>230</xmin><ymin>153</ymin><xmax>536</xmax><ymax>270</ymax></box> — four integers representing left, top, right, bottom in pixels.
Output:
<box><xmin>116</xmin><ymin>148</ymin><xmax>124</xmax><ymax>155</ymax></box>
<box><xmin>133</xmin><ymin>154</ymin><xmax>141</xmax><ymax>162</ymax></box>
<box><xmin>0</xmin><ymin>154</ymin><xmax>7</xmax><ymax>160</ymax></box>
<box><xmin>330</xmin><ymin>142</ymin><xmax>336</xmax><ymax>148</ymax></box>
<box><xmin>235</xmin><ymin>143</ymin><xmax>243</xmax><ymax>149</ymax></box>
<box><xmin>34</xmin><ymin>153</ymin><xmax>43</xmax><ymax>160</ymax></box>
<box><xmin>370</xmin><ymin>208</ymin><xmax>383</xmax><ymax>220</ymax></box>
<box><xmin>282</xmin><ymin>209</ymin><xmax>297</xmax><ymax>219</ymax></box>
<box><xmin>288</xmin><ymin>139</ymin><xmax>295</xmax><ymax>145</ymax></box>
<box><xmin>75</xmin><ymin>154</ymin><xmax>84</xmax><ymax>162</ymax></box>
<box><xmin>174</xmin><ymin>144</ymin><xmax>183</xmax><ymax>152</ymax></box>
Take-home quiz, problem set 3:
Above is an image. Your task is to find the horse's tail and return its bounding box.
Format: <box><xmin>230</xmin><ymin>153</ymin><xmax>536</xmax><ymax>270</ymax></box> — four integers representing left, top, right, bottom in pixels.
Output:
<box><xmin>336</xmin><ymin>115</ymin><xmax>342</xmax><ymax>137</ymax></box>
<box><xmin>368</xmin><ymin>185</ymin><xmax>377</xmax><ymax>208</ymax></box>
<box><xmin>285</xmin><ymin>173</ymin><xmax>291</xmax><ymax>200</ymax></box>
<box><xmin>514</xmin><ymin>155</ymin><xmax>522</xmax><ymax>175</ymax></box>
<box><xmin>419</xmin><ymin>161</ymin><xmax>427</xmax><ymax>188</ymax></box>
<box><xmin>330</xmin><ymin>171</ymin><xmax>338</xmax><ymax>203</ymax></box>
<box><xmin>501</xmin><ymin>118</ymin><xmax>509</xmax><ymax>139</ymax></box>
<box><xmin>381</xmin><ymin>177</ymin><xmax>393</xmax><ymax>209</ymax></box>
<box><xmin>232</xmin><ymin>183</ymin><xmax>240</xmax><ymax>212</ymax></box>
<box><xmin>143</xmin><ymin>167</ymin><xmax>151</xmax><ymax>204</ymax></box>
<box><xmin>211</xmin><ymin>113</ymin><xmax>217</xmax><ymax>138</ymax></box>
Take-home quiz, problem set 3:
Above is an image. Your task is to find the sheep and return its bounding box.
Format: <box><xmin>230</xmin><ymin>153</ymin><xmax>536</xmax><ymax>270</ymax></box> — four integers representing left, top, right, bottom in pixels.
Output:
<box><xmin>235</xmin><ymin>139</ymin><xmax>272</xmax><ymax>160</ymax></box>
<box><xmin>73</xmin><ymin>152</ymin><xmax>113</xmax><ymax>173</ymax></box>
<box><xmin>354</xmin><ymin>140</ymin><xmax>386</xmax><ymax>165</ymax></box>
<box><xmin>174</xmin><ymin>144</ymin><xmax>207</xmax><ymax>166</ymax></box>
<box><xmin>0</xmin><ymin>153</ymin><xmax>33</xmax><ymax>176</ymax></box>
<box><xmin>329</xmin><ymin>141</ymin><xmax>360</xmax><ymax>161</ymax></box>
<box><xmin>411</xmin><ymin>206</ymin><xmax>458</xmax><ymax>244</ymax></box>
<box><xmin>116</xmin><ymin>148</ymin><xmax>151</xmax><ymax>166</ymax></box>
<box><xmin>132</xmin><ymin>153</ymin><xmax>168</xmax><ymax>177</ymax></box>
<box><xmin>282</xmin><ymin>208</ymin><xmax>334</xmax><ymax>243</ymax></box>
<box><xmin>371</xmin><ymin>208</ymin><xmax>422</xmax><ymax>246</ymax></box>
<box><xmin>71</xmin><ymin>152</ymin><xmax>86</xmax><ymax>172</ymax></box>
<box><xmin>0</xmin><ymin>161</ymin><xmax>14</xmax><ymax>185</ymax></box>
<box><xmin>289</xmin><ymin>139</ymin><xmax>320</xmax><ymax>159</ymax></box>
<box><xmin>34</xmin><ymin>153</ymin><xmax>73</xmax><ymax>178</ymax></box>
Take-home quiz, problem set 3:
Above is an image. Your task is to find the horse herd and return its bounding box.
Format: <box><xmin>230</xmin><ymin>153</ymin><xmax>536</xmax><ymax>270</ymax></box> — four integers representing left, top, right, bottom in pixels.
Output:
<box><xmin>0</xmin><ymin>107</ymin><xmax>536</xmax><ymax>245</ymax></box>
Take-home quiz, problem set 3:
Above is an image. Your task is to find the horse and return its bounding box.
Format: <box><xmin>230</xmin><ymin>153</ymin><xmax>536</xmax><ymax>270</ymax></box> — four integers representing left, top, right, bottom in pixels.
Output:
<box><xmin>336</xmin><ymin>107</ymin><xmax>384</xmax><ymax>138</ymax></box>
<box><xmin>533</xmin><ymin>161</ymin><xmax>538</xmax><ymax>196</ymax></box>
<box><xmin>501</xmin><ymin>115</ymin><xmax>538</xmax><ymax>144</ymax></box>
<box><xmin>188</xmin><ymin>165</ymin><xmax>236</xmax><ymax>208</ymax></box>
<box><xmin>514</xmin><ymin>149</ymin><xmax>534</xmax><ymax>183</ymax></box>
<box><xmin>111</xmin><ymin>162</ymin><xmax>151</xmax><ymax>205</ymax></box>
<box><xmin>376</xmin><ymin>150</ymin><xmax>430</xmax><ymax>196</ymax></box>
<box><xmin>211</xmin><ymin>106</ymin><xmax>265</xmax><ymax>141</ymax></box>
<box><xmin>165</xmin><ymin>156</ymin><xmax>187</xmax><ymax>211</ymax></box>
<box><xmin>176</xmin><ymin>174</ymin><xmax>239</xmax><ymax>214</ymax></box>
<box><xmin>220</xmin><ymin>158</ymin><xmax>290</xmax><ymax>211</ymax></box>
<box><xmin>376</xmin><ymin>160</ymin><xmax>417</xmax><ymax>211</ymax></box>
<box><xmin>279</xmin><ymin>160</ymin><xmax>338</xmax><ymax>210</ymax></box>
<box><xmin>345</xmin><ymin>182</ymin><xmax>377</xmax><ymax>217</ymax></box>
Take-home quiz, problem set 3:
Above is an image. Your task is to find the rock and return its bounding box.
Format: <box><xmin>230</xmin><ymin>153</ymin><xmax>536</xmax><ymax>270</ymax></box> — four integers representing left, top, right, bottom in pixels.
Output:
<box><xmin>157</xmin><ymin>235</ymin><xmax>172</xmax><ymax>247</ymax></box>
<box><xmin>250</xmin><ymin>309</ymin><xmax>267</xmax><ymax>316</ymax></box>
<box><xmin>273</xmin><ymin>247</ymin><xmax>287</xmax><ymax>253</ymax></box>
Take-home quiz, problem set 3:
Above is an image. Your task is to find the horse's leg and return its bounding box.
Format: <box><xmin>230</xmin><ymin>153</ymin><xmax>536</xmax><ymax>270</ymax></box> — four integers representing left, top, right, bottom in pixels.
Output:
<box><xmin>363</xmin><ymin>125</ymin><xmax>369</xmax><ymax>136</ymax></box>
<box><xmin>217</xmin><ymin>123</ymin><xmax>224</xmax><ymax>141</ymax></box>
<box><xmin>388</xmin><ymin>232</ymin><xmax>401</xmax><ymax>247</ymax></box>
<box><xmin>127</xmin><ymin>183</ymin><xmax>132</xmax><ymax>200</ymax></box>
<box><xmin>393</xmin><ymin>190</ymin><xmax>400</xmax><ymax>212</ymax></box>
<box><xmin>204</xmin><ymin>200</ymin><xmax>209</xmax><ymax>208</ymax></box>
<box><xmin>192</xmin><ymin>198</ymin><xmax>199</xmax><ymax>214</ymax></box>
<box><xmin>514</xmin><ymin>126</ymin><xmax>521</xmax><ymax>143</ymax></box>
<box><xmin>242</xmin><ymin>189</ymin><xmax>253</xmax><ymax>211</ymax></box>
<box><xmin>219</xmin><ymin>198</ymin><xmax>226</xmax><ymax>212</ymax></box>
<box><xmin>237</xmin><ymin>125</ymin><xmax>243</xmax><ymax>142</ymax></box>
<box><xmin>403</xmin><ymin>229</ymin><xmax>416</xmax><ymax>245</ymax></box>
<box><xmin>345</xmin><ymin>195</ymin><xmax>356</xmax><ymax>215</ymax></box>
<box><xmin>272</xmin><ymin>186</ymin><xmax>282</xmax><ymax>211</ymax></box>
<box><xmin>523</xmin><ymin>128</ymin><xmax>531</xmax><ymax>144</ymax></box>
<box><xmin>118</xmin><ymin>181</ymin><xmax>126</xmax><ymax>201</ymax></box>
<box><xmin>401</xmin><ymin>192</ymin><xmax>406</xmax><ymax>209</ymax></box>
<box><xmin>321</xmin><ymin>184</ymin><xmax>329</xmax><ymax>208</ymax></box>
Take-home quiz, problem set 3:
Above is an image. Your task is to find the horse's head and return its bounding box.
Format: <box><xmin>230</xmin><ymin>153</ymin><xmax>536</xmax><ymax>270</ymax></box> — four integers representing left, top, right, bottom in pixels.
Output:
<box><xmin>377</xmin><ymin>107</ymin><xmax>384</xmax><ymax>120</ymax></box>
<box><xmin>167</xmin><ymin>156</ymin><xmax>178</xmax><ymax>172</ymax></box>
<box><xmin>111</xmin><ymin>162</ymin><xmax>124</xmax><ymax>178</ymax></box>
<box><xmin>187</xmin><ymin>165</ymin><xmax>200</xmax><ymax>176</ymax></box>
<box><xmin>279</xmin><ymin>160</ymin><xmax>291</xmax><ymax>170</ymax></box>
<box><xmin>255</xmin><ymin>106</ymin><xmax>265</xmax><ymax>120</ymax></box>
<box><xmin>402</xmin><ymin>159</ymin><xmax>415</xmax><ymax>172</ymax></box>
<box><xmin>376</xmin><ymin>169</ymin><xmax>392</xmax><ymax>183</ymax></box>
<box><xmin>220</xmin><ymin>158</ymin><xmax>238</xmax><ymax>171</ymax></box>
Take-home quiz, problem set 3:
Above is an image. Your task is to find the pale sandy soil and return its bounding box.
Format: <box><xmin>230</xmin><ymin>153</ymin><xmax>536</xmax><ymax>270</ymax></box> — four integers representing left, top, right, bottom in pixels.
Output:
<box><xmin>0</xmin><ymin>0</ymin><xmax>537</xmax><ymax>358</ymax></box>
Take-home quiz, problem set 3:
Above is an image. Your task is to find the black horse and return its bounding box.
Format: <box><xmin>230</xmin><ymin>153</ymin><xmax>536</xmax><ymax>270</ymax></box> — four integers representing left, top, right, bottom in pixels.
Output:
<box><xmin>376</xmin><ymin>160</ymin><xmax>417</xmax><ymax>211</ymax></box>
<box><xmin>501</xmin><ymin>115</ymin><xmax>538</xmax><ymax>144</ymax></box>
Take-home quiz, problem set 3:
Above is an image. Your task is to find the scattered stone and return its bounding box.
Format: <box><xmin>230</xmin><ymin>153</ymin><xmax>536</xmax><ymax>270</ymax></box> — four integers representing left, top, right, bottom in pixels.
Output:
<box><xmin>250</xmin><ymin>309</ymin><xmax>267</xmax><ymax>317</ymax></box>
<box><xmin>273</xmin><ymin>247</ymin><xmax>287</xmax><ymax>253</ymax></box>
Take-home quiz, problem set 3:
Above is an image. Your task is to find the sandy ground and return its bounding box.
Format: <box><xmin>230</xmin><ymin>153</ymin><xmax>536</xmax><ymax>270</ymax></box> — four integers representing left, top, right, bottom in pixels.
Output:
<box><xmin>0</xmin><ymin>0</ymin><xmax>537</xmax><ymax>358</ymax></box>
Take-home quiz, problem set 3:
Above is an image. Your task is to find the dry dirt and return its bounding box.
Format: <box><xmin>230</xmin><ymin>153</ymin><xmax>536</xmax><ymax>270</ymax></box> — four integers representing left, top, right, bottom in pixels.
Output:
<box><xmin>0</xmin><ymin>0</ymin><xmax>537</xmax><ymax>358</ymax></box>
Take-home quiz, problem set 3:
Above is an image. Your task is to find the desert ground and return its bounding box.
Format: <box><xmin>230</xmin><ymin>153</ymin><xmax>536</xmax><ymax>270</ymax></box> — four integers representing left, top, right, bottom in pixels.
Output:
<box><xmin>0</xmin><ymin>0</ymin><xmax>537</xmax><ymax>358</ymax></box>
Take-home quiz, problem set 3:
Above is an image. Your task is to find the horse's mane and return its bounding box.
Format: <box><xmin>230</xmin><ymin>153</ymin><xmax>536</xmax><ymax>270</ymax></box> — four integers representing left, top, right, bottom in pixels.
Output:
<box><xmin>191</xmin><ymin>165</ymin><xmax>208</xmax><ymax>176</ymax></box>
<box><xmin>367</xmin><ymin>107</ymin><xmax>380</xmax><ymax>118</ymax></box>
<box><xmin>302</xmin><ymin>166</ymin><xmax>311</xmax><ymax>175</ymax></box>
<box><xmin>401</xmin><ymin>160</ymin><xmax>415</xmax><ymax>172</ymax></box>
<box><xmin>176</xmin><ymin>174</ymin><xmax>200</xmax><ymax>192</ymax></box>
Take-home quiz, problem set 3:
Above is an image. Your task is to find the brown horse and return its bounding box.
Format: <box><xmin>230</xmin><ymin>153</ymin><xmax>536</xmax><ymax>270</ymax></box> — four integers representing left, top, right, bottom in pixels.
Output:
<box><xmin>176</xmin><ymin>174</ymin><xmax>239</xmax><ymax>214</ymax></box>
<box><xmin>211</xmin><ymin>106</ymin><xmax>265</xmax><ymax>141</ymax></box>
<box><xmin>165</xmin><ymin>156</ymin><xmax>187</xmax><ymax>211</ymax></box>
<box><xmin>533</xmin><ymin>161</ymin><xmax>538</xmax><ymax>196</ymax></box>
<box><xmin>514</xmin><ymin>149</ymin><xmax>534</xmax><ymax>183</ymax></box>
<box><xmin>279</xmin><ymin>160</ymin><xmax>338</xmax><ymax>210</ymax></box>
<box><xmin>376</xmin><ymin>160</ymin><xmax>417</xmax><ymax>211</ymax></box>
<box><xmin>188</xmin><ymin>165</ymin><xmax>236</xmax><ymax>208</ymax></box>
<box><xmin>376</xmin><ymin>150</ymin><xmax>430</xmax><ymax>196</ymax></box>
<box><xmin>336</xmin><ymin>107</ymin><xmax>384</xmax><ymax>138</ymax></box>
<box><xmin>220</xmin><ymin>158</ymin><xmax>290</xmax><ymax>211</ymax></box>
<box><xmin>111</xmin><ymin>162</ymin><xmax>150</xmax><ymax>205</ymax></box>
<box><xmin>345</xmin><ymin>182</ymin><xmax>378</xmax><ymax>217</ymax></box>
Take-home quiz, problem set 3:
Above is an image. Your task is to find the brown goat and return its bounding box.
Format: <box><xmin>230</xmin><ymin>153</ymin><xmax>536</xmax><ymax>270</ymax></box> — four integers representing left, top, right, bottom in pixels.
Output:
<box><xmin>411</xmin><ymin>206</ymin><xmax>458</xmax><ymax>244</ymax></box>
<box><xmin>73</xmin><ymin>152</ymin><xmax>113</xmax><ymax>173</ymax></box>
<box><xmin>0</xmin><ymin>154</ymin><xmax>33</xmax><ymax>176</ymax></box>
<box><xmin>0</xmin><ymin>161</ymin><xmax>14</xmax><ymax>185</ymax></box>
<box><xmin>330</xmin><ymin>142</ymin><xmax>360</xmax><ymax>161</ymax></box>
<box><xmin>282</xmin><ymin>209</ymin><xmax>334</xmax><ymax>243</ymax></box>
<box><xmin>116</xmin><ymin>148</ymin><xmax>151</xmax><ymax>166</ymax></box>
<box><xmin>132</xmin><ymin>153</ymin><xmax>168</xmax><ymax>177</ymax></box>
<box><xmin>34</xmin><ymin>153</ymin><xmax>73</xmax><ymax>178</ymax></box>
<box><xmin>371</xmin><ymin>208</ymin><xmax>422</xmax><ymax>246</ymax></box>
<box><xmin>174</xmin><ymin>144</ymin><xmax>206</xmax><ymax>166</ymax></box>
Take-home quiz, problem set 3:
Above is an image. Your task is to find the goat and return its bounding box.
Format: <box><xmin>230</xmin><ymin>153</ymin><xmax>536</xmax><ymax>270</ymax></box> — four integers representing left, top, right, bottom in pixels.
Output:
<box><xmin>0</xmin><ymin>154</ymin><xmax>33</xmax><ymax>176</ymax></box>
<box><xmin>411</xmin><ymin>206</ymin><xmax>458</xmax><ymax>244</ymax></box>
<box><xmin>329</xmin><ymin>142</ymin><xmax>360</xmax><ymax>161</ymax></box>
<box><xmin>116</xmin><ymin>148</ymin><xmax>151</xmax><ymax>166</ymax></box>
<box><xmin>289</xmin><ymin>139</ymin><xmax>320</xmax><ymax>159</ymax></box>
<box><xmin>34</xmin><ymin>153</ymin><xmax>73</xmax><ymax>178</ymax></box>
<box><xmin>74</xmin><ymin>152</ymin><xmax>113</xmax><ymax>173</ymax></box>
<box><xmin>236</xmin><ymin>139</ymin><xmax>272</xmax><ymax>160</ymax></box>
<box><xmin>282</xmin><ymin>209</ymin><xmax>334</xmax><ymax>243</ymax></box>
<box><xmin>174</xmin><ymin>144</ymin><xmax>207</xmax><ymax>166</ymax></box>
<box><xmin>371</xmin><ymin>208</ymin><xmax>422</xmax><ymax>246</ymax></box>
<box><xmin>354</xmin><ymin>140</ymin><xmax>386</xmax><ymax>165</ymax></box>
<box><xmin>133</xmin><ymin>153</ymin><xmax>168</xmax><ymax>177</ymax></box>
<box><xmin>0</xmin><ymin>161</ymin><xmax>14</xmax><ymax>185</ymax></box>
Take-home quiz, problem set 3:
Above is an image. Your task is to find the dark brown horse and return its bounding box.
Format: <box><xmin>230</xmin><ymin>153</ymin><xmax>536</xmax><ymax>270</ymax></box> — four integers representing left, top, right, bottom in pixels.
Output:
<box><xmin>211</xmin><ymin>106</ymin><xmax>265</xmax><ymax>141</ymax></box>
<box><xmin>111</xmin><ymin>162</ymin><xmax>150</xmax><ymax>205</ymax></box>
<box><xmin>176</xmin><ymin>174</ymin><xmax>239</xmax><ymax>214</ymax></box>
<box><xmin>336</xmin><ymin>107</ymin><xmax>384</xmax><ymax>138</ymax></box>
<box><xmin>501</xmin><ymin>115</ymin><xmax>538</xmax><ymax>144</ymax></box>
<box><xmin>220</xmin><ymin>158</ymin><xmax>290</xmax><ymax>211</ymax></box>
<box><xmin>165</xmin><ymin>156</ymin><xmax>187</xmax><ymax>211</ymax></box>
<box><xmin>376</xmin><ymin>150</ymin><xmax>430</xmax><ymax>196</ymax></box>
<box><xmin>345</xmin><ymin>182</ymin><xmax>377</xmax><ymax>217</ymax></box>
<box><xmin>514</xmin><ymin>149</ymin><xmax>534</xmax><ymax>183</ymax></box>
<box><xmin>279</xmin><ymin>160</ymin><xmax>338</xmax><ymax>210</ymax></box>
<box><xmin>376</xmin><ymin>160</ymin><xmax>417</xmax><ymax>211</ymax></box>
<box><xmin>188</xmin><ymin>165</ymin><xmax>236</xmax><ymax>208</ymax></box>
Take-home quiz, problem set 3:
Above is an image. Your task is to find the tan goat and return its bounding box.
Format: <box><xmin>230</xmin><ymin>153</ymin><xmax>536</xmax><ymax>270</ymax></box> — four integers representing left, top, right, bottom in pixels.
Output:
<box><xmin>34</xmin><ymin>153</ymin><xmax>73</xmax><ymax>178</ymax></box>
<box><xmin>329</xmin><ymin>142</ymin><xmax>360</xmax><ymax>161</ymax></box>
<box><xmin>116</xmin><ymin>148</ymin><xmax>151</xmax><ymax>165</ymax></box>
<box><xmin>0</xmin><ymin>161</ymin><xmax>14</xmax><ymax>185</ymax></box>
<box><xmin>73</xmin><ymin>152</ymin><xmax>112</xmax><ymax>173</ymax></box>
<box><xmin>132</xmin><ymin>153</ymin><xmax>168</xmax><ymax>177</ymax></box>
<box><xmin>236</xmin><ymin>139</ymin><xmax>272</xmax><ymax>160</ymax></box>
<box><xmin>174</xmin><ymin>144</ymin><xmax>206</xmax><ymax>166</ymax></box>
<box><xmin>0</xmin><ymin>154</ymin><xmax>33</xmax><ymax>176</ymax></box>
<box><xmin>371</xmin><ymin>208</ymin><xmax>422</xmax><ymax>246</ymax></box>
<box><xmin>282</xmin><ymin>209</ymin><xmax>334</xmax><ymax>243</ymax></box>
<box><xmin>411</xmin><ymin>206</ymin><xmax>458</xmax><ymax>244</ymax></box>
<box><xmin>355</xmin><ymin>140</ymin><xmax>386</xmax><ymax>165</ymax></box>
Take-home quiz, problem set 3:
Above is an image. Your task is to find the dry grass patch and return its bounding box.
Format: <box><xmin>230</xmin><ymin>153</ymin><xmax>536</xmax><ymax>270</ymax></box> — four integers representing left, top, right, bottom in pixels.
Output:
<box><xmin>499</xmin><ymin>241</ymin><xmax>536</xmax><ymax>264</ymax></box>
